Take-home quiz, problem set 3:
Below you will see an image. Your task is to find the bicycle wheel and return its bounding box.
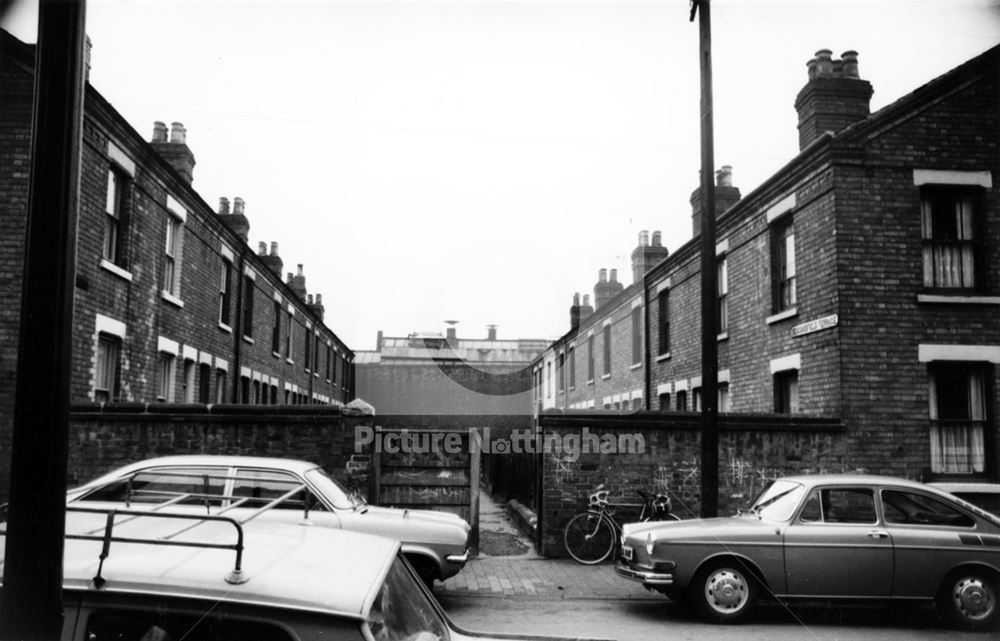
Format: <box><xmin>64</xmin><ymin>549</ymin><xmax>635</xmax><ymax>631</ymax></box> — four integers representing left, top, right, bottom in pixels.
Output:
<box><xmin>563</xmin><ymin>512</ymin><xmax>616</xmax><ymax>564</ymax></box>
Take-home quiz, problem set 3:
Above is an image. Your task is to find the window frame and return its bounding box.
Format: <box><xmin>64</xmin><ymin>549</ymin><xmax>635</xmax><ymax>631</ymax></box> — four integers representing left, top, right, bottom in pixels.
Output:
<box><xmin>920</xmin><ymin>185</ymin><xmax>986</xmax><ymax>293</ymax></box>
<box><xmin>94</xmin><ymin>334</ymin><xmax>121</xmax><ymax>403</ymax></box>
<box><xmin>657</xmin><ymin>289</ymin><xmax>670</xmax><ymax>356</ymax></box>
<box><xmin>772</xmin><ymin>216</ymin><xmax>797</xmax><ymax>314</ymax></box>
<box><xmin>602</xmin><ymin>324</ymin><xmax>611</xmax><ymax>377</ymax></box>
<box><xmin>103</xmin><ymin>167</ymin><xmax>128</xmax><ymax>267</ymax></box>
<box><xmin>774</xmin><ymin>369</ymin><xmax>799</xmax><ymax>414</ymax></box>
<box><xmin>241</xmin><ymin>274</ymin><xmax>255</xmax><ymax>339</ymax></box>
<box><xmin>157</xmin><ymin>352</ymin><xmax>176</xmax><ymax>403</ymax></box>
<box><xmin>717</xmin><ymin>255</ymin><xmax>729</xmax><ymax>335</ymax></box>
<box><xmin>928</xmin><ymin>361</ymin><xmax>992</xmax><ymax>476</ymax></box>
<box><xmin>218</xmin><ymin>258</ymin><xmax>234</xmax><ymax>328</ymax></box>
<box><xmin>631</xmin><ymin>306</ymin><xmax>642</xmax><ymax>365</ymax></box>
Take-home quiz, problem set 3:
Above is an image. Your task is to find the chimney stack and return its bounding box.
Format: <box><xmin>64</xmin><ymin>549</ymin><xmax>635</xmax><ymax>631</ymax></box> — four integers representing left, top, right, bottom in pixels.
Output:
<box><xmin>570</xmin><ymin>292</ymin><xmax>582</xmax><ymax>330</ymax></box>
<box><xmin>487</xmin><ymin>325</ymin><xmax>498</xmax><ymax>341</ymax></box>
<box><xmin>260</xmin><ymin>241</ymin><xmax>283</xmax><ymax>276</ymax></box>
<box><xmin>795</xmin><ymin>49</ymin><xmax>873</xmax><ymax>151</ymax></box>
<box><xmin>632</xmin><ymin>229</ymin><xmax>670</xmax><ymax>283</ymax></box>
<box><xmin>289</xmin><ymin>264</ymin><xmax>308</xmax><ymax>300</ymax></box>
<box><xmin>217</xmin><ymin>195</ymin><xmax>250</xmax><ymax>242</ymax></box>
<box><xmin>691</xmin><ymin>165</ymin><xmax>742</xmax><ymax>238</ymax></box>
<box><xmin>150</xmin><ymin>120</ymin><xmax>196</xmax><ymax>183</ymax></box>
<box><xmin>595</xmin><ymin>268</ymin><xmax>624</xmax><ymax>310</ymax></box>
<box><xmin>445</xmin><ymin>321</ymin><xmax>459</xmax><ymax>345</ymax></box>
<box><xmin>308</xmin><ymin>292</ymin><xmax>325</xmax><ymax>321</ymax></box>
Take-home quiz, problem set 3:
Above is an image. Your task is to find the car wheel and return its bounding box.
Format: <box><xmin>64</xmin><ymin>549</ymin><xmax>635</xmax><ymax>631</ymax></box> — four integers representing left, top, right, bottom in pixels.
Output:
<box><xmin>691</xmin><ymin>560</ymin><xmax>759</xmax><ymax>624</ymax></box>
<box><xmin>937</xmin><ymin>569</ymin><xmax>999</xmax><ymax>630</ymax></box>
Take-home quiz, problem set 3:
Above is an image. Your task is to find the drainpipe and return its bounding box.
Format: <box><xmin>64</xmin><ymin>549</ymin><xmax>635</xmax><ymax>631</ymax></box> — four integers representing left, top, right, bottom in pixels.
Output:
<box><xmin>231</xmin><ymin>247</ymin><xmax>246</xmax><ymax>403</ymax></box>
<box><xmin>643</xmin><ymin>272</ymin><xmax>652</xmax><ymax>410</ymax></box>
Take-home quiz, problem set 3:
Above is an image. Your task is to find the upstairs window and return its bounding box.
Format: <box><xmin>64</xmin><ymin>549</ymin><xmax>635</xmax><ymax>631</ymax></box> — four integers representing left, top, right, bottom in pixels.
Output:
<box><xmin>103</xmin><ymin>168</ymin><xmax>128</xmax><ymax>266</ymax></box>
<box><xmin>241</xmin><ymin>275</ymin><xmax>255</xmax><ymax>339</ymax></box>
<box><xmin>218</xmin><ymin>258</ymin><xmax>233</xmax><ymax>327</ymax></box>
<box><xmin>568</xmin><ymin>346</ymin><xmax>576</xmax><ymax>388</ymax></box>
<box><xmin>326</xmin><ymin>344</ymin><xmax>332</xmax><ymax>380</ymax></box>
<box><xmin>718</xmin><ymin>382</ymin><xmax>731</xmax><ymax>412</ymax></box>
<box><xmin>271</xmin><ymin>300</ymin><xmax>282</xmax><ymax>353</ymax></box>
<box><xmin>602</xmin><ymin>325</ymin><xmax>611</xmax><ymax>376</ymax></box>
<box><xmin>772</xmin><ymin>218</ymin><xmax>796</xmax><ymax>312</ymax></box>
<box><xmin>929</xmin><ymin>363</ymin><xmax>988</xmax><ymax>474</ymax></box>
<box><xmin>94</xmin><ymin>334</ymin><xmax>120</xmax><ymax>403</ymax></box>
<box><xmin>304</xmin><ymin>330</ymin><xmax>312</xmax><ymax>371</ymax></box>
<box><xmin>557</xmin><ymin>353</ymin><xmax>565</xmax><ymax>392</ymax></box>
<box><xmin>717</xmin><ymin>255</ymin><xmax>729</xmax><ymax>334</ymax></box>
<box><xmin>657</xmin><ymin>289</ymin><xmax>670</xmax><ymax>356</ymax></box>
<box><xmin>284</xmin><ymin>311</ymin><xmax>293</xmax><ymax>359</ymax></box>
<box><xmin>631</xmin><ymin>306</ymin><xmax>642</xmax><ymax>365</ymax></box>
<box><xmin>587</xmin><ymin>335</ymin><xmax>595</xmax><ymax>381</ymax></box>
<box><xmin>921</xmin><ymin>186</ymin><xmax>984</xmax><ymax>290</ymax></box>
<box><xmin>162</xmin><ymin>216</ymin><xmax>183</xmax><ymax>296</ymax></box>
<box><xmin>676</xmin><ymin>390</ymin><xmax>687</xmax><ymax>412</ymax></box>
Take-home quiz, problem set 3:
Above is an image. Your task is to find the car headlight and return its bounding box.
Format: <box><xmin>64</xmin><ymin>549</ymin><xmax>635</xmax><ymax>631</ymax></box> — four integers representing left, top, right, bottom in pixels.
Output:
<box><xmin>645</xmin><ymin>532</ymin><xmax>655</xmax><ymax>556</ymax></box>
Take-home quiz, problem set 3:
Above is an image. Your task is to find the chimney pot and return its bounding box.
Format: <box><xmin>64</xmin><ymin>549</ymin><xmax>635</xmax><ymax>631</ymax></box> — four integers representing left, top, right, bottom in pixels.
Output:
<box><xmin>652</xmin><ymin>231</ymin><xmax>662</xmax><ymax>247</ymax></box>
<box><xmin>152</xmin><ymin>121</ymin><xmax>168</xmax><ymax>143</ymax></box>
<box><xmin>639</xmin><ymin>230</ymin><xmax>650</xmax><ymax>247</ymax></box>
<box><xmin>806</xmin><ymin>58</ymin><xmax>818</xmax><ymax>81</ymax></box>
<box><xmin>169</xmin><ymin>121</ymin><xmax>186</xmax><ymax>144</ymax></box>
<box><xmin>841</xmin><ymin>50</ymin><xmax>860</xmax><ymax>78</ymax></box>
<box><xmin>815</xmin><ymin>49</ymin><xmax>833</xmax><ymax>75</ymax></box>
<box><xmin>287</xmin><ymin>272</ymin><xmax>294</xmax><ymax>283</ymax></box>
<box><xmin>599</xmin><ymin>268</ymin><xmax>607</xmax><ymax>283</ymax></box>
<box><xmin>270</xmin><ymin>241</ymin><xmax>279</xmax><ymax>256</ymax></box>
<box><xmin>610</xmin><ymin>268</ymin><xmax>619</xmax><ymax>283</ymax></box>
<box><xmin>218</xmin><ymin>197</ymin><xmax>230</xmax><ymax>215</ymax></box>
<box><xmin>573</xmin><ymin>292</ymin><xmax>580</xmax><ymax>305</ymax></box>
<box><xmin>583</xmin><ymin>294</ymin><xmax>592</xmax><ymax>307</ymax></box>
<box><xmin>297</xmin><ymin>264</ymin><xmax>304</xmax><ymax>276</ymax></box>
<box><xmin>258</xmin><ymin>241</ymin><xmax>267</xmax><ymax>255</ymax></box>
<box><xmin>307</xmin><ymin>294</ymin><xmax>314</xmax><ymax>305</ymax></box>
<box><xmin>233</xmin><ymin>197</ymin><xmax>245</xmax><ymax>215</ymax></box>
<box><xmin>716</xmin><ymin>165</ymin><xmax>733</xmax><ymax>187</ymax></box>
<box><xmin>315</xmin><ymin>294</ymin><xmax>322</xmax><ymax>305</ymax></box>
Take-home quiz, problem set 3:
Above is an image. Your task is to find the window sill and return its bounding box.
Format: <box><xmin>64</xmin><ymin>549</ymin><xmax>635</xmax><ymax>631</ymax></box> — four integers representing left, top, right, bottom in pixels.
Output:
<box><xmin>717</xmin><ymin>332</ymin><xmax>729</xmax><ymax>342</ymax></box>
<box><xmin>273</xmin><ymin>351</ymin><xmax>281</xmax><ymax>358</ymax></box>
<box><xmin>601</xmin><ymin>374</ymin><xmax>611</xmax><ymax>381</ymax></box>
<box><xmin>100</xmin><ymin>259</ymin><xmax>133</xmax><ymax>282</ymax></box>
<box><xmin>218</xmin><ymin>322</ymin><xmax>233</xmax><ymax>334</ymax></box>
<box><xmin>917</xmin><ymin>294</ymin><xmax>1000</xmax><ymax>305</ymax></box>
<box><xmin>766</xmin><ymin>308</ymin><xmax>798</xmax><ymax>325</ymax></box>
<box><xmin>242</xmin><ymin>336</ymin><xmax>255</xmax><ymax>345</ymax></box>
<box><xmin>656</xmin><ymin>352</ymin><xmax>671</xmax><ymax>362</ymax></box>
<box><xmin>630</xmin><ymin>362</ymin><xmax>642</xmax><ymax>370</ymax></box>
<box><xmin>587</xmin><ymin>379</ymin><xmax>595</xmax><ymax>386</ymax></box>
<box><xmin>286</xmin><ymin>358</ymin><xmax>294</xmax><ymax>365</ymax></box>
<box><xmin>160</xmin><ymin>291</ymin><xmax>184</xmax><ymax>308</ymax></box>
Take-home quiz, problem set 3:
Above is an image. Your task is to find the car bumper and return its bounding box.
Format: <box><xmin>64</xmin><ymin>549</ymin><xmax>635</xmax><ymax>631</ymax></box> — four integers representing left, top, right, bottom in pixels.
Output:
<box><xmin>446</xmin><ymin>549</ymin><xmax>471</xmax><ymax>565</ymax></box>
<box><xmin>615</xmin><ymin>561</ymin><xmax>674</xmax><ymax>586</ymax></box>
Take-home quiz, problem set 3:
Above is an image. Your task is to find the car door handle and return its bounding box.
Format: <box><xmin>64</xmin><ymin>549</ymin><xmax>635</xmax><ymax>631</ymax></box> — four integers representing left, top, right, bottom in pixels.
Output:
<box><xmin>867</xmin><ymin>530</ymin><xmax>889</xmax><ymax>539</ymax></box>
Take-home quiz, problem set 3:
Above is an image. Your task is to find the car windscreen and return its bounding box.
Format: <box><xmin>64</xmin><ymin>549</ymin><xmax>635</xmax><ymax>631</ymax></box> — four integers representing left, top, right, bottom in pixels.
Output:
<box><xmin>750</xmin><ymin>480</ymin><xmax>806</xmax><ymax>522</ymax></box>
<box><xmin>367</xmin><ymin>557</ymin><xmax>450</xmax><ymax>641</ymax></box>
<box><xmin>305</xmin><ymin>467</ymin><xmax>357</xmax><ymax>509</ymax></box>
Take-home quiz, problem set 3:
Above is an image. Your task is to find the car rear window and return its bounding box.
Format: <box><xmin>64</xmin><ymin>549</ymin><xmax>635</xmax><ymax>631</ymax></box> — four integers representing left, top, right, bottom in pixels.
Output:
<box><xmin>882</xmin><ymin>490</ymin><xmax>975</xmax><ymax>527</ymax></box>
<box><xmin>85</xmin><ymin>608</ymin><xmax>295</xmax><ymax>641</ymax></box>
<box><xmin>79</xmin><ymin>467</ymin><xmax>228</xmax><ymax>507</ymax></box>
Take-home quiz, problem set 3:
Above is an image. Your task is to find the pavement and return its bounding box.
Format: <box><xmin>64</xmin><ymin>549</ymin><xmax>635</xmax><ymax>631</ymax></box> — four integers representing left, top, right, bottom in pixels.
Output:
<box><xmin>434</xmin><ymin>491</ymin><xmax>659</xmax><ymax>601</ymax></box>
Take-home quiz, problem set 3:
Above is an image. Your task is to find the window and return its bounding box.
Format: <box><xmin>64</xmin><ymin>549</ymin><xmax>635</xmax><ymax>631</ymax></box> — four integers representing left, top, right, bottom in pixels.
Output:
<box><xmin>231</xmin><ymin>469</ymin><xmax>320</xmax><ymax>510</ymax></box>
<box><xmin>556</xmin><ymin>353</ymin><xmax>564</xmax><ymax>392</ymax></box>
<box><xmin>162</xmin><ymin>216</ymin><xmax>182</xmax><ymax>296</ymax></box>
<box><xmin>632</xmin><ymin>398</ymin><xmax>643</xmax><ymax>411</ymax></box>
<box><xmin>568</xmin><ymin>347</ymin><xmax>575</xmax><ymax>389</ymax></box>
<box><xmin>241</xmin><ymin>275</ymin><xmax>255</xmax><ymax>339</ymax></box>
<box><xmin>182</xmin><ymin>359</ymin><xmax>195</xmax><ymax>403</ymax></box>
<box><xmin>157</xmin><ymin>353</ymin><xmax>175</xmax><ymax>402</ymax></box>
<box><xmin>218</xmin><ymin>258</ymin><xmax>233</xmax><ymax>327</ymax></box>
<box><xmin>772</xmin><ymin>217</ymin><xmax>796</xmax><ymax>312</ymax></box>
<box><xmin>693</xmin><ymin>387</ymin><xmax>702</xmax><ymax>412</ymax></box>
<box><xmin>304</xmin><ymin>330</ymin><xmax>312</xmax><ymax>371</ymax></box>
<box><xmin>284</xmin><ymin>310</ymin><xmax>293</xmax><ymax>359</ymax></box>
<box><xmin>602</xmin><ymin>325</ymin><xmax>611</xmax><ymax>376</ymax></box>
<box><xmin>718</xmin><ymin>382</ymin><xmax>730</xmax><ymax>412</ymax></box>
<box><xmin>240</xmin><ymin>376</ymin><xmax>251</xmax><ymax>404</ymax></box>
<box><xmin>270</xmin><ymin>385</ymin><xmax>278</xmax><ymax>405</ymax></box>
<box><xmin>271</xmin><ymin>300</ymin><xmax>282</xmax><ymax>353</ymax></box>
<box><xmin>253</xmin><ymin>380</ymin><xmax>262</xmax><ymax>404</ymax></box>
<box><xmin>313</xmin><ymin>334</ymin><xmax>320</xmax><ymax>375</ymax></box>
<box><xmin>103</xmin><ymin>168</ymin><xmax>127</xmax><ymax>266</ymax></box>
<box><xmin>657</xmin><ymin>289</ymin><xmax>670</xmax><ymax>356</ymax></box>
<box><xmin>717</xmin><ymin>256</ymin><xmax>729</xmax><ymax>334</ymax></box>
<box><xmin>332</xmin><ymin>351</ymin><xmax>338</xmax><ymax>384</ymax></box>
<box><xmin>631</xmin><ymin>306</ymin><xmax>642</xmax><ymax>364</ymax></box>
<box><xmin>215</xmin><ymin>370</ymin><xmax>227</xmax><ymax>404</ymax></box>
<box><xmin>326</xmin><ymin>344</ymin><xmax>332</xmax><ymax>380</ymax></box>
<box><xmin>659</xmin><ymin>393</ymin><xmax>670</xmax><ymax>410</ymax></box>
<box><xmin>799</xmin><ymin>488</ymin><xmax>876</xmax><ymax>524</ymax></box>
<box><xmin>85</xmin><ymin>607</ymin><xmax>295</xmax><ymax>641</ymax></box>
<box><xmin>587</xmin><ymin>335</ymin><xmax>595</xmax><ymax>381</ymax></box>
<box><xmin>546</xmin><ymin>362</ymin><xmax>552</xmax><ymax>398</ymax></box>
<box><xmin>929</xmin><ymin>363</ymin><xmax>988</xmax><ymax>474</ymax></box>
<box><xmin>774</xmin><ymin>370</ymin><xmax>799</xmax><ymax>414</ymax></box>
<box><xmin>198</xmin><ymin>363</ymin><xmax>211</xmax><ymax>403</ymax></box>
<box><xmin>921</xmin><ymin>186</ymin><xmax>984</xmax><ymax>290</ymax></box>
<box><xmin>882</xmin><ymin>490</ymin><xmax>974</xmax><ymax>527</ymax></box>
<box><xmin>676</xmin><ymin>390</ymin><xmax>687</xmax><ymax>411</ymax></box>
<box><xmin>94</xmin><ymin>334</ymin><xmax>120</xmax><ymax>403</ymax></box>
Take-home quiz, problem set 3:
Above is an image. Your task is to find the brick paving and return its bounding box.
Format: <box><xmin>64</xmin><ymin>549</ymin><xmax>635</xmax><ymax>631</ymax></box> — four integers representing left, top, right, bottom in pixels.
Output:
<box><xmin>434</xmin><ymin>492</ymin><xmax>659</xmax><ymax>601</ymax></box>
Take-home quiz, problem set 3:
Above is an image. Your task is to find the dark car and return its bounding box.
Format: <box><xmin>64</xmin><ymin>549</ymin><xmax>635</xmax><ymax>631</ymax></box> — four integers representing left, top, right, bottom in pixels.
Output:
<box><xmin>616</xmin><ymin>474</ymin><xmax>1000</xmax><ymax>629</ymax></box>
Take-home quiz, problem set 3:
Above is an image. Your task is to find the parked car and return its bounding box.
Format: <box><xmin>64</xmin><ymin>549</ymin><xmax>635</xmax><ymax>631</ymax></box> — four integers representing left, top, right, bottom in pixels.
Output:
<box><xmin>929</xmin><ymin>482</ymin><xmax>1000</xmax><ymax>517</ymax></box>
<box><xmin>1</xmin><ymin>506</ymin><xmax>600</xmax><ymax>641</ymax></box>
<box><xmin>66</xmin><ymin>455</ymin><xmax>471</xmax><ymax>585</ymax></box>
<box><xmin>616</xmin><ymin>474</ymin><xmax>1000</xmax><ymax>629</ymax></box>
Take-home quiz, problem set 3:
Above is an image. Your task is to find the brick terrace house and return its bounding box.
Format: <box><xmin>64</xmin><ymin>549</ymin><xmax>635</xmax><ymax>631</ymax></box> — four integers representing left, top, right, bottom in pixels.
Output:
<box><xmin>533</xmin><ymin>45</ymin><xmax>1000</xmax><ymax>485</ymax></box>
<box><xmin>0</xmin><ymin>31</ymin><xmax>354</xmax><ymax>444</ymax></box>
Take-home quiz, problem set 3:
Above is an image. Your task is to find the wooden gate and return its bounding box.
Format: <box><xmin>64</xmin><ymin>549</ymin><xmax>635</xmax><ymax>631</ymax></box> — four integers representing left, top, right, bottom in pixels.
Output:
<box><xmin>371</xmin><ymin>426</ymin><xmax>480</xmax><ymax>552</ymax></box>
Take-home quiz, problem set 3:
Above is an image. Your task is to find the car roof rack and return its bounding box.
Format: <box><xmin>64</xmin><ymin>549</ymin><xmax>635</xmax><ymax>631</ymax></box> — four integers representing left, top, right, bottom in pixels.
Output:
<box><xmin>101</xmin><ymin>469</ymin><xmax>317</xmax><ymax>525</ymax></box>
<box><xmin>64</xmin><ymin>505</ymin><xmax>249</xmax><ymax>587</ymax></box>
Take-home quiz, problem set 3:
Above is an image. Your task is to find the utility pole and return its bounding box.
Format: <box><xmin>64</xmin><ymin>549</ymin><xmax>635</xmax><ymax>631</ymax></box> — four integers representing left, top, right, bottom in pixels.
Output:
<box><xmin>691</xmin><ymin>0</ymin><xmax>719</xmax><ymax>518</ymax></box>
<box><xmin>0</xmin><ymin>0</ymin><xmax>87</xmax><ymax>637</ymax></box>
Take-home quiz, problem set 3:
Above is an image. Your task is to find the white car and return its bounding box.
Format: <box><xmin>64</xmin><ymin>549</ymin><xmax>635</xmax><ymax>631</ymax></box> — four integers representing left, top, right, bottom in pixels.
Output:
<box><xmin>2</xmin><ymin>506</ymin><xmax>601</xmax><ymax>641</ymax></box>
<box><xmin>67</xmin><ymin>455</ymin><xmax>471</xmax><ymax>584</ymax></box>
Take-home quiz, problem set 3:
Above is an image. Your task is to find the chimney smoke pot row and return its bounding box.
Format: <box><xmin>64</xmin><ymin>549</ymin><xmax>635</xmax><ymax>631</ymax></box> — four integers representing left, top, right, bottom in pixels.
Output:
<box><xmin>807</xmin><ymin>49</ymin><xmax>861</xmax><ymax>80</ymax></box>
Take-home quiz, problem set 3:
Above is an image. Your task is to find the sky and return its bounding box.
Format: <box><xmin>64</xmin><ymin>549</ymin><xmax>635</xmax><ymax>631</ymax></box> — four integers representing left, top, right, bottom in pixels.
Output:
<box><xmin>3</xmin><ymin>0</ymin><xmax>999</xmax><ymax>351</ymax></box>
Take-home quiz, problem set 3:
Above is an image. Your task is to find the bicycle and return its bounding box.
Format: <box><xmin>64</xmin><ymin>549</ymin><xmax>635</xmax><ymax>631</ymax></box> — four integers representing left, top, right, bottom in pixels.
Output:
<box><xmin>563</xmin><ymin>487</ymin><xmax>681</xmax><ymax>564</ymax></box>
